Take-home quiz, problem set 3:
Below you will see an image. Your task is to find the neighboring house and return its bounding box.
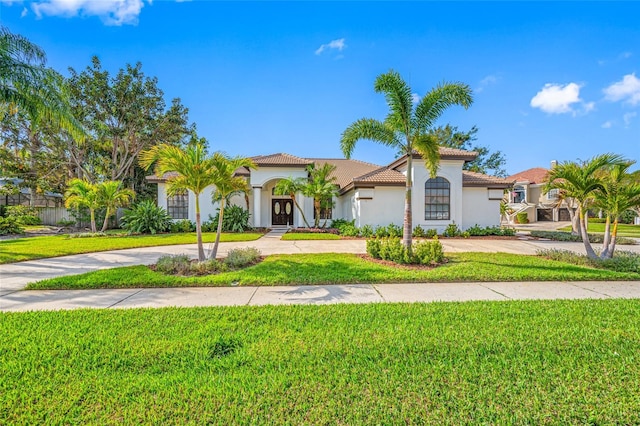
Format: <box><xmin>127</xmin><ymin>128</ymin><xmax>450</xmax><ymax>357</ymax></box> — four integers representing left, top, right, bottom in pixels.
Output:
<box><xmin>506</xmin><ymin>162</ymin><xmax>571</xmax><ymax>223</ymax></box>
<box><xmin>0</xmin><ymin>178</ymin><xmax>64</xmax><ymax>207</ymax></box>
<box><xmin>147</xmin><ymin>148</ymin><xmax>512</xmax><ymax>232</ymax></box>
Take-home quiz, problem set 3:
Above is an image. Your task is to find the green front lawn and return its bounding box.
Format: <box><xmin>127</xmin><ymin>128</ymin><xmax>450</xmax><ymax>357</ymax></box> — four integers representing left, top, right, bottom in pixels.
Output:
<box><xmin>281</xmin><ymin>232</ymin><xmax>342</xmax><ymax>240</ymax></box>
<box><xmin>2</xmin><ymin>300</ymin><xmax>640</xmax><ymax>423</ymax></box>
<box><xmin>559</xmin><ymin>223</ymin><xmax>640</xmax><ymax>237</ymax></box>
<box><xmin>0</xmin><ymin>232</ymin><xmax>264</xmax><ymax>264</ymax></box>
<box><xmin>27</xmin><ymin>252</ymin><xmax>638</xmax><ymax>290</ymax></box>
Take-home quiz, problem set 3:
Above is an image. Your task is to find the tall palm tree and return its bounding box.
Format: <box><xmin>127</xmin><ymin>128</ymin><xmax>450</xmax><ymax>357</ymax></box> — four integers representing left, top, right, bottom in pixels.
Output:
<box><xmin>340</xmin><ymin>70</ymin><xmax>473</xmax><ymax>247</ymax></box>
<box><xmin>545</xmin><ymin>153</ymin><xmax>626</xmax><ymax>259</ymax></box>
<box><xmin>304</xmin><ymin>163</ymin><xmax>338</xmax><ymax>228</ymax></box>
<box><xmin>97</xmin><ymin>180</ymin><xmax>135</xmax><ymax>232</ymax></box>
<box><xmin>0</xmin><ymin>27</ymin><xmax>83</xmax><ymax>138</ymax></box>
<box><xmin>594</xmin><ymin>160</ymin><xmax>640</xmax><ymax>259</ymax></box>
<box><xmin>208</xmin><ymin>152</ymin><xmax>256</xmax><ymax>260</ymax></box>
<box><xmin>139</xmin><ymin>141</ymin><xmax>217</xmax><ymax>261</ymax></box>
<box><xmin>64</xmin><ymin>178</ymin><xmax>100</xmax><ymax>233</ymax></box>
<box><xmin>274</xmin><ymin>177</ymin><xmax>311</xmax><ymax>228</ymax></box>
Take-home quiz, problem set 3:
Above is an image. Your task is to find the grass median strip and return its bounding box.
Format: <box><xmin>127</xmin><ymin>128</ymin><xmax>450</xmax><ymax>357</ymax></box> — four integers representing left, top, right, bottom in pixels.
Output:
<box><xmin>2</xmin><ymin>300</ymin><xmax>639</xmax><ymax>424</ymax></box>
<box><xmin>27</xmin><ymin>252</ymin><xmax>638</xmax><ymax>290</ymax></box>
<box><xmin>558</xmin><ymin>223</ymin><xmax>640</xmax><ymax>238</ymax></box>
<box><xmin>0</xmin><ymin>232</ymin><xmax>264</xmax><ymax>264</ymax></box>
<box><xmin>280</xmin><ymin>233</ymin><xmax>342</xmax><ymax>240</ymax></box>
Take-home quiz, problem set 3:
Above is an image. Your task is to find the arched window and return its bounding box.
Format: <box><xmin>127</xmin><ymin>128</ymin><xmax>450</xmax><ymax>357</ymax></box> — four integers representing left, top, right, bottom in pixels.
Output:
<box><xmin>425</xmin><ymin>177</ymin><xmax>450</xmax><ymax>220</ymax></box>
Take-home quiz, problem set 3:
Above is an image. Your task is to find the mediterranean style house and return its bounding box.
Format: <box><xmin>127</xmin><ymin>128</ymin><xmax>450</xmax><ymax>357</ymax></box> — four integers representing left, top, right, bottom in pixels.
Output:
<box><xmin>506</xmin><ymin>162</ymin><xmax>572</xmax><ymax>223</ymax></box>
<box><xmin>147</xmin><ymin>147</ymin><xmax>513</xmax><ymax>232</ymax></box>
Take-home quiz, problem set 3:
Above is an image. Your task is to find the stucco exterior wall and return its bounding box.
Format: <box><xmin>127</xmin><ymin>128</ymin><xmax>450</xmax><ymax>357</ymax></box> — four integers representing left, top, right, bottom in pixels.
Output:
<box><xmin>157</xmin><ymin>182</ymin><xmax>246</xmax><ymax>224</ymax></box>
<box><xmin>461</xmin><ymin>187</ymin><xmax>501</xmax><ymax>229</ymax></box>
<box><xmin>354</xmin><ymin>187</ymin><xmax>404</xmax><ymax>228</ymax></box>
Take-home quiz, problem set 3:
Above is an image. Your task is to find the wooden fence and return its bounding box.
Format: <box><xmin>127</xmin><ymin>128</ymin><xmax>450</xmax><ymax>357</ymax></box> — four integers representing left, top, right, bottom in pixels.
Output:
<box><xmin>36</xmin><ymin>207</ymin><xmax>125</xmax><ymax>227</ymax></box>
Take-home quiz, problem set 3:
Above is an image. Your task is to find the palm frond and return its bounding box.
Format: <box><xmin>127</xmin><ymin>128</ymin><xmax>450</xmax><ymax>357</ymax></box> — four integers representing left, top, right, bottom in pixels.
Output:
<box><xmin>413</xmin><ymin>133</ymin><xmax>441</xmax><ymax>177</ymax></box>
<box><xmin>374</xmin><ymin>70</ymin><xmax>413</xmax><ymax>134</ymax></box>
<box><xmin>414</xmin><ymin>82</ymin><xmax>473</xmax><ymax>132</ymax></box>
<box><xmin>340</xmin><ymin>118</ymin><xmax>400</xmax><ymax>158</ymax></box>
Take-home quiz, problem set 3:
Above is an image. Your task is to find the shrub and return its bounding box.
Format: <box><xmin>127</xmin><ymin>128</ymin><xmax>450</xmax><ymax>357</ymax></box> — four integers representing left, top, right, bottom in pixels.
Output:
<box><xmin>378</xmin><ymin>237</ymin><xmax>408</xmax><ymax>263</ymax></box>
<box><xmin>121</xmin><ymin>200</ymin><xmax>172</xmax><ymax>234</ymax></box>
<box><xmin>466</xmin><ymin>224</ymin><xmax>516</xmax><ymax>237</ymax></box>
<box><xmin>537</xmin><ymin>249</ymin><xmax>639</xmax><ymax>273</ymax></box>
<box><xmin>412</xmin><ymin>225</ymin><xmax>425</xmax><ymax>238</ymax></box>
<box><xmin>619</xmin><ymin>209</ymin><xmax>638</xmax><ymax>224</ymax></box>
<box><xmin>340</xmin><ymin>224</ymin><xmax>360</xmax><ymax>237</ymax></box>
<box><xmin>5</xmin><ymin>205</ymin><xmax>41</xmax><ymax>225</ymax></box>
<box><xmin>530</xmin><ymin>231</ymin><xmax>636</xmax><ymax>245</ymax></box>
<box><xmin>190</xmin><ymin>259</ymin><xmax>228</xmax><ymax>275</ymax></box>
<box><xmin>288</xmin><ymin>227</ymin><xmax>340</xmax><ymax>235</ymax></box>
<box><xmin>329</xmin><ymin>218</ymin><xmax>351</xmax><ymax>229</ymax></box>
<box><xmin>375</xmin><ymin>226</ymin><xmax>389</xmax><ymax>238</ymax></box>
<box><xmin>386</xmin><ymin>223</ymin><xmax>402</xmax><ymax>238</ymax></box>
<box><xmin>425</xmin><ymin>228</ymin><xmax>438</xmax><ymax>238</ymax></box>
<box><xmin>208</xmin><ymin>205</ymin><xmax>251</xmax><ymax>233</ymax></box>
<box><xmin>155</xmin><ymin>254</ymin><xmax>192</xmax><ymax>275</ymax></box>
<box><xmin>224</xmin><ymin>247</ymin><xmax>261</xmax><ymax>268</ymax></box>
<box><xmin>68</xmin><ymin>232</ymin><xmax>108</xmax><ymax>238</ymax></box>
<box><xmin>442</xmin><ymin>223</ymin><xmax>461</xmax><ymax>237</ymax></box>
<box><xmin>360</xmin><ymin>224</ymin><xmax>374</xmax><ymax>238</ymax></box>
<box><xmin>170</xmin><ymin>219</ymin><xmax>196</xmax><ymax>233</ymax></box>
<box><xmin>413</xmin><ymin>238</ymin><xmax>445</xmax><ymax>265</ymax></box>
<box><xmin>515</xmin><ymin>212</ymin><xmax>529</xmax><ymax>224</ymax></box>
<box><xmin>366</xmin><ymin>238</ymin><xmax>381</xmax><ymax>258</ymax></box>
<box><xmin>0</xmin><ymin>216</ymin><xmax>25</xmax><ymax>235</ymax></box>
<box><xmin>367</xmin><ymin>237</ymin><xmax>445</xmax><ymax>266</ymax></box>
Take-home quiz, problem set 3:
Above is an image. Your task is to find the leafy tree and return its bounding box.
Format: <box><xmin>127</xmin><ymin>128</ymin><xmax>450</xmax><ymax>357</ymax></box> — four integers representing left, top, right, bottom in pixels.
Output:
<box><xmin>208</xmin><ymin>152</ymin><xmax>256</xmax><ymax>260</ymax></box>
<box><xmin>97</xmin><ymin>180</ymin><xmax>135</xmax><ymax>232</ymax></box>
<box><xmin>304</xmin><ymin>163</ymin><xmax>338</xmax><ymax>228</ymax></box>
<box><xmin>274</xmin><ymin>177</ymin><xmax>311</xmax><ymax>228</ymax></box>
<box><xmin>64</xmin><ymin>179</ymin><xmax>100</xmax><ymax>233</ymax></box>
<box><xmin>594</xmin><ymin>161</ymin><xmax>640</xmax><ymax>258</ymax></box>
<box><xmin>429</xmin><ymin>125</ymin><xmax>507</xmax><ymax>177</ymax></box>
<box><xmin>139</xmin><ymin>138</ymin><xmax>217</xmax><ymax>261</ymax></box>
<box><xmin>67</xmin><ymin>57</ymin><xmax>191</xmax><ymax>191</ymax></box>
<box><xmin>341</xmin><ymin>70</ymin><xmax>473</xmax><ymax>248</ymax></box>
<box><xmin>545</xmin><ymin>153</ymin><xmax>626</xmax><ymax>260</ymax></box>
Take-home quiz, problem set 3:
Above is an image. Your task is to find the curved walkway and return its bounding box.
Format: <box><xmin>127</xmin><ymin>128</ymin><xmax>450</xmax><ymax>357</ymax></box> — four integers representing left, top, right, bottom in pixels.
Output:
<box><xmin>1</xmin><ymin>236</ymin><xmax>639</xmax><ymax>311</ymax></box>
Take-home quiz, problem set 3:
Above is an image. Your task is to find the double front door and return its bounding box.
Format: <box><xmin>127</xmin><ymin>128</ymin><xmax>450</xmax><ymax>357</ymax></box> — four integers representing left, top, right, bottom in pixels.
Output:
<box><xmin>272</xmin><ymin>199</ymin><xmax>294</xmax><ymax>226</ymax></box>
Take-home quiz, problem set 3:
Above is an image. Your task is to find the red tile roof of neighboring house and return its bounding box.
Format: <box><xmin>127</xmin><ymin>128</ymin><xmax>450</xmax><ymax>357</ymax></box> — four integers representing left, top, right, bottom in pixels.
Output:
<box><xmin>462</xmin><ymin>171</ymin><xmax>513</xmax><ymax>188</ymax></box>
<box><xmin>507</xmin><ymin>167</ymin><xmax>549</xmax><ymax>184</ymax></box>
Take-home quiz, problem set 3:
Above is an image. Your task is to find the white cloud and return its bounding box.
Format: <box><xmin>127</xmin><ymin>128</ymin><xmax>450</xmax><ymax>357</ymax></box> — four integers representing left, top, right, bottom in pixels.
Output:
<box><xmin>530</xmin><ymin>82</ymin><xmax>585</xmax><ymax>114</ymax></box>
<box><xmin>21</xmin><ymin>6</ymin><xmax>28</xmax><ymax>16</ymax></box>
<box><xmin>620</xmin><ymin>51</ymin><xmax>633</xmax><ymax>59</ymax></box>
<box><xmin>411</xmin><ymin>93</ymin><xmax>420</xmax><ymax>104</ymax></box>
<box><xmin>30</xmin><ymin>0</ymin><xmax>148</xmax><ymax>26</ymax></box>
<box><xmin>623</xmin><ymin>112</ymin><xmax>637</xmax><ymax>127</ymax></box>
<box><xmin>476</xmin><ymin>74</ymin><xmax>499</xmax><ymax>93</ymax></box>
<box><xmin>315</xmin><ymin>38</ymin><xmax>346</xmax><ymax>56</ymax></box>
<box><xmin>603</xmin><ymin>73</ymin><xmax>640</xmax><ymax>105</ymax></box>
<box><xmin>601</xmin><ymin>121</ymin><xmax>613</xmax><ymax>129</ymax></box>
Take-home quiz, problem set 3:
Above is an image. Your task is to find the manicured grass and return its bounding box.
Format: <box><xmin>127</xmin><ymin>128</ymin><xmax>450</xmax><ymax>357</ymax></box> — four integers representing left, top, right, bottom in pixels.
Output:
<box><xmin>0</xmin><ymin>232</ymin><xmax>264</xmax><ymax>264</ymax></box>
<box><xmin>2</xmin><ymin>300</ymin><xmax>640</xmax><ymax>424</ymax></box>
<box><xmin>559</xmin><ymin>223</ymin><xmax>640</xmax><ymax>237</ymax></box>
<box><xmin>281</xmin><ymin>232</ymin><xmax>342</xmax><ymax>240</ymax></box>
<box><xmin>27</xmin><ymin>252</ymin><xmax>638</xmax><ymax>290</ymax></box>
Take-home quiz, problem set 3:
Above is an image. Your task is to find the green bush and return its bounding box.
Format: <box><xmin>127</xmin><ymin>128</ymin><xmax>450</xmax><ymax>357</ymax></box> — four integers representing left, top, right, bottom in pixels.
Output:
<box><xmin>530</xmin><ymin>231</ymin><xmax>636</xmax><ymax>245</ymax></box>
<box><xmin>516</xmin><ymin>212</ymin><xmax>529</xmax><ymax>224</ymax></box>
<box><xmin>224</xmin><ymin>247</ymin><xmax>261</xmax><ymax>268</ymax></box>
<box><xmin>170</xmin><ymin>219</ymin><xmax>196</xmax><ymax>233</ymax></box>
<box><xmin>442</xmin><ymin>223</ymin><xmax>461</xmax><ymax>237</ymax></box>
<box><xmin>0</xmin><ymin>216</ymin><xmax>25</xmax><ymax>235</ymax></box>
<box><xmin>367</xmin><ymin>237</ymin><xmax>445</xmax><ymax>266</ymax></box>
<box><xmin>360</xmin><ymin>224</ymin><xmax>374</xmax><ymax>238</ymax></box>
<box><xmin>412</xmin><ymin>225</ymin><xmax>425</xmax><ymax>238</ymax></box>
<box><xmin>619</xmin><ymin>209</ymin><xmax>638</xmax><ymax>224</ymax></box>
<box><xmin>339</xmin><ymin>224</ymin><xmax>360</xmax><ymax>237</ymax></box>
<box><xmin>207</xmin><ymin>205</ymin><xmax>251</xmax><ymax>233</ymax></box>
<box><xmin>425</xmin><ymin>228</ymin><xmax>438</xmax><ymax>238</ymax></box>
<box><xmin>155</xmin><ymin>254</ymin><xmax>192</xmax><ymax>275</ymax></box>
<box><xmin>537</xmin><ymin>249</ymin><xmax>639</xmax><ymax>273</ymax></box>
<box><xmin>5</xmin><ymin>205</ymin><xmax>41</xmax><ymax>225</ymax></box>
<box><xmin>386</xmin><ymin>223</ymin><xmax>402</xmax><ymax>238</ymax></box>
<box><xmin>374</xmin><ymin>226</ymin><xmax>389</xmax><ymax>238</ymax></box>
<box><xmin>466</xmin><ymin>224</ymin><xmax>516</xmax><ymax>237</ymax></box>
<box><xmin>121</xmin><ymin>200</ymin><xmax>172</xmax><ymax>234</ymax></box>
<box><xmin>329</xmin><ymin>218</ymin><xmax>351</xmax><ymax>229</ymax></box>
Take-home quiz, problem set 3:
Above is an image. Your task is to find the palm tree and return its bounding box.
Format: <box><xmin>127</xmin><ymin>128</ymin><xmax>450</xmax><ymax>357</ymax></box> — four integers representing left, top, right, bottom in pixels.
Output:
<box><xmin>340</xmin><ymin>70</ymin><xmax>473</xmax><ymax>247</ymax></box>
<box><xmin>594</xmin><ymin>160</ymin><xmax>640</xmax><ymax>259</ymax></box>
<box><xmin>97</xmin><ymin>180</ymin><xmax>135</xmax><ymax>232</ymax></box>
<box><xmin>545</xmin><ymin>153</ymin><xmax>626</xmax><ymax>259</ymax></box>
<box><xmin>208</xmin><ymin>152</ymin><xmax>256</xmax><ymax>260</ymax></box>
<box><xmin>64</xmin><ymin>178</ymin><xmax>100</xmax><ymax>233</ymax></box>
<box><xmin>274</xmin><ymin>177</ymin><xmax>311</xmax><ymax>228</ymax></box>
<box><xmin>0</xmin><ymin>27</ymin><xmax>83</xmax><ymax>138</ymax></box>
<box><xmin>304</xmin><ymin>163</ymin><xmax>338</xmax><ymax>228</ymax></box>
<box><xmin>139</xmin><ymin>140</ymin><xmax>217</xmax><ymax>261</ymax></box>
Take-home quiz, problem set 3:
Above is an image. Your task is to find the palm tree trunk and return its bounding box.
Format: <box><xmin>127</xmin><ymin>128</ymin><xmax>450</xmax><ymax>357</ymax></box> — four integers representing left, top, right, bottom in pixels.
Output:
<box><xmin>605</xmin><ymin>219</ymin><xmax>619</xmax><ymax>259</ymax></box>
<box><xmin>210</xmin><ymin>199</ymin><xmax>225</xmax><ymax>260</ymax></box>
<box><xmin>567</xmin><ymin>206</ymin><xmax>579</xmax><ymax>235</ymax></box>
<box><xmin>314</xmin><ymin>199</ymin><xmax>320</xmax><ymax>228</ymax></box>
<box><xmin>195</xmin><ymin>194</ymin><xmax>205</xmax><ymax>261</ymax></box>
<box><xmin>600</xmin><ymin>215</ymin><xmax>612</xmax><ymax>259</ymax></box>
<box><xmin>90</xmin><ymin>208</ymin><xmax>97</xmax><ymax>233</ymax></box>
<box><xmin>403</xmin><ymin>154</ymin><xmax>413</xmax><ymax>249</ymax></box>
<box><xmin>101</xmin><ymin>208</ymin><xmax>111</xmax><ymax>232</ymax></box>
<box><xmin>292</xmin><ymin>195</ymin><xmax>310</xmax><ymax>227</ymax></box>
<box><xmin>578</xmin><ymin>208</ymin><xmax>597</xmax><ymax>259</ymax></box>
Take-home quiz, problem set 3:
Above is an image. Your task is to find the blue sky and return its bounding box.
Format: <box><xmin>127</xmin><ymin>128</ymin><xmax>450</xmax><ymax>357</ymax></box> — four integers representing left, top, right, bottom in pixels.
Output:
<box><xmin>1</xmin><ymin>1</ymin><xmax>639</xmax><ymax>175</ymax></box>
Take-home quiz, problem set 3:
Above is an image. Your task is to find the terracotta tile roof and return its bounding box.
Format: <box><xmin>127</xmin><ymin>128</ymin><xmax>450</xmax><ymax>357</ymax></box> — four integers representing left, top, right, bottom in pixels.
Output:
<box><xmin>462</xmin><ymin>171</ymin><xmax>514</xmax><ymax>188</ymax></box>
<box><xmin>251</xmin><ymin>153</ymin><xmax>313</xmax><ymax>167</ymax></box>
<box><xmin>507</xmin><ymin>167</ymin><xmax>549</xmax><ymax>184</ymax></box>
<box><xmin>145</xmin><ymin>171</ymin><xmax>180</xmax><ymax>183</ymax></box>
<box><xmin>437</xmin><ymin>147</ymin><xmax>478</xmax><ymax>160</ymax></box>
<box><xmin>309</xmin><ymin>158</ymin><xmax>382</xmax><ymax>190</ymax></box>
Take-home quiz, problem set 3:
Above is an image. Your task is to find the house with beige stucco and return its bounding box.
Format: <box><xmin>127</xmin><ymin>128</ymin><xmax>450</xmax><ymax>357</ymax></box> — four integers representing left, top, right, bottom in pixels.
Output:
<box><xmin>147</xmin><ymin>147</ymin><xmax>512</xmax><ymax>232</ymax></box>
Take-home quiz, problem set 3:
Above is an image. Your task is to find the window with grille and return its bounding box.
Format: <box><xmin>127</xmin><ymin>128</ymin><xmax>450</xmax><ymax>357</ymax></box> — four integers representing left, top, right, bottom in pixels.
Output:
<box><xmin>167</xmin><ymin>192</ymin><xmax>189</xmax><ymax>219</ymax></box>
<box><xmin>425</xmin><ymin>177</ymin><xmax>450</xmax><ymax>220</ymax></box>
<box><xmin>313</xmin><ymin>206</ymin><xmax>333</xmax><ymax>220</ymax></box>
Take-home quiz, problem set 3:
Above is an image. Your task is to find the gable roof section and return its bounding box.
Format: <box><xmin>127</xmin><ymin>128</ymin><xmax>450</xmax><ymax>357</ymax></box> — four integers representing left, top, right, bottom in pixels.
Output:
<box><xmin>251</xmin><ymin>153</ymin><xmax>313</xmax><ymax>167</ymax></box>
<box><xmin>386</xmin><ymin>147</ymin><xmax>478</xmax><ymax>170</ymax></box>
<box><xmin>507</xmin><ymin>167</ymin><xmax>549</xmax><ymax>184</ymax></box>
<box><xmin>462</xmin><ymin>171</ymin><xmax>513</xmax><ymax>189</ymax></box>
<box><xmin>309</xmin><ymin>158</ymin><xmax>382</xmax><ymax>190</ymax></box>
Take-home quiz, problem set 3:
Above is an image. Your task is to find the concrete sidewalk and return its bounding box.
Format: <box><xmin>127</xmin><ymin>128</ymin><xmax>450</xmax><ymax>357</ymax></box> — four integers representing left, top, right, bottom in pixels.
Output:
<box><xmin>2</xmin><ymin>281</ymin><xmax>639</xmax><ymax>312</ymax></box>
